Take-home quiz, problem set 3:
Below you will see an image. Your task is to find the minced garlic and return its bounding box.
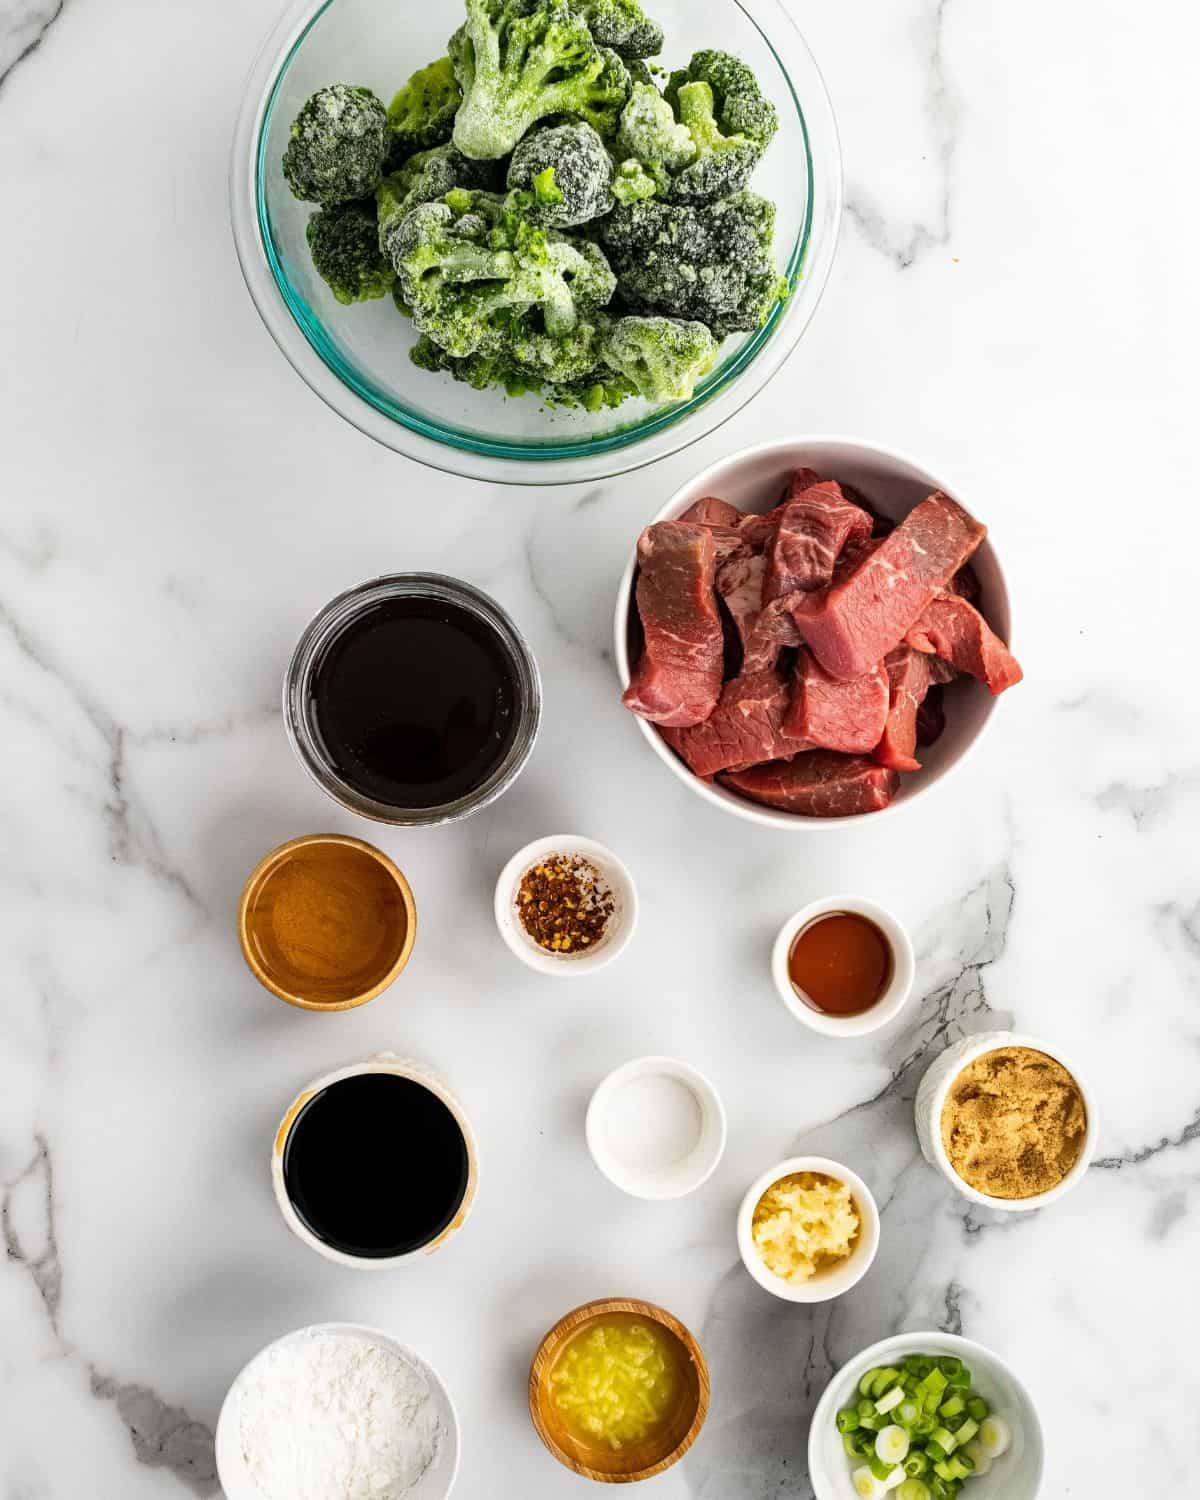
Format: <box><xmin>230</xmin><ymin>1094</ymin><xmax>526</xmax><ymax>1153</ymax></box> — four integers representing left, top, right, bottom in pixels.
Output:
<box><xmin>751</xmin><ymin>1171</ymin><xmax>860</xmax><ymax>1284</ymax></box>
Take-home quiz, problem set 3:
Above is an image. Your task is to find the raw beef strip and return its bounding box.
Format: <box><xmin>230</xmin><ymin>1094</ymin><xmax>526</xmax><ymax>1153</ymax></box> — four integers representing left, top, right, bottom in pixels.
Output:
<box><xmin>721</xmin><ymin>752</ymin><xmax>899</xmax><ymax>817</ymax></box>
<box><xmin>783</xmin><ymin>650</ymin><xmax>890</xmax><ymax>754</ymax></box>
<box><xmin>717</xmin><ymin>552</ymin><xmax>768</xmax><ymax>652</ymax></box>
<box><xmin>664</xmin><ymin>669</ymin><xmax>809</xmax><ymax>778</ymax></box>
<box><xmin>623</xmin><ymin>523</ymin><xmax>724</xmax><ymax>727</ymax></box>
<box><xmin>680</xmin><ymin>496</ymin><xmax>744</xmax><ymax>527</ymax></box>
<box><xmin>678</xmin><ymin>497</ymin><xmax>748</xmax><ymax>564</ymax></box>
<box><xmin>874</xmin><ymin>646</ymin><xmax>933</xmax><ymax>773</ymax></box>
<box><xmin>764</xmin><ymin>481</ymin><xmax>873</xmax><ymax>602</ymax></box>
<box><xmin>916</xmin><ymin>684</ymin><xmax>946</xmax><ymax>747</ymax></box>
<box><xmin>791</xmin><ymin>493</ymin><xmax>987</xmax><ymax>681</ymax></box>
<box><xmin>905</xmin><ymin>594</ymin><xmax>1023</xmax><ymax>695</ymax></box>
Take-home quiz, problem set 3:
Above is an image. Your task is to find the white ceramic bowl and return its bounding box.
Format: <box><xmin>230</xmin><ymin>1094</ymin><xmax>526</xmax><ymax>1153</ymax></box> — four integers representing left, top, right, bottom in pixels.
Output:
<box><xmin>808</xmin><ymin>1331</ymin><xmax>1044</xmax><ymax>1500</ymax></box>
<box><xmin>915</xmin><ymin>1031</ymin><xmax>1096</xmax><ymax>1213</ymax></box>
<box><xmin>494</xmin><ymin>835</ymin><xmax>637</xmax><ymax>977</ymax></box>
<box><xmin>271</xmin><ymin>1054</ymin><xmax>478</xmax><ymax>1268</ymax></box>
<box><xmin>215</xmin><ymin>1322</ymin><xmax>460</xmax><ymax>1500</ymax></box>
<box><xmin>771</xmin><ymin>896</ymin><xmax>915</xmax><ymax>1037</ymax></box>
<box><xmin>737</xmin><ymin>1155</ymin><xmax>880</xmax><ymax>1303</ymax></box>
<box><xmin>613</xmin><ymin>436</ymin><xmax>1014</xmax><ymax>829</ymax></box>
<box><xmin>586</xmin><ymin>1056</ymin><xmax>727</xmax><ymax>1200</ymax></box>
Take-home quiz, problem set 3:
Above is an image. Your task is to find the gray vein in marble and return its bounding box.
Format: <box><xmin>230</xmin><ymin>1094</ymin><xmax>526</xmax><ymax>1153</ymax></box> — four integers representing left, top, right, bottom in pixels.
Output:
<box><xmin>939</xmin><ymin>1279</ymin><xmax>964</xmax><ymax>1335</ymax></box>
<box><xmin>0</xmin><ymin>520</ymin><xmax>58</xmax><ymax>573</ymax></box>
<box><xmin>844</xmin><ymin>0</ymin><xmax>958</xmax><ymax>268</ymax></box>
<box><xmin>2</xmin><ymin>1131</ymin><xmax>217</xmax><ymax>1493</ymax></box>
<box><xmin>572</xmin><ymin>485</ymin><xmax>608</xmax><ymax>511</ymax></box>
<box><xmin>89</xmin><ymin>1373</ymin><xmax>218</xmax><ymax>1496</ymax></box>
<box><xmin>1095</xmin><ymin>773</ymin><xmax>1200</xmax><ymax>831</ymax></box>
<box><xmin>523</xmin><ymin>532</ymin><xmax>611</xmax><ymax>659</ymax></box>
<box><xmin>2</xmin><ymin>1135</ymin><xmax>61</xmax><ymax>1333</ymax></box>
<box><xmin>1094</xmin><ymin>1102</ymin><xmax>1200</xmax><ymax>1170</ymax></box>
<box><xmin>0</xmin><ymin>600</ymin><xmax>204</xmax><ymax>911</ymax></box>
<box><xmin>0</xmin><ymin>0</ymin><xmax>65</xmax><ymax>96</ymax></box>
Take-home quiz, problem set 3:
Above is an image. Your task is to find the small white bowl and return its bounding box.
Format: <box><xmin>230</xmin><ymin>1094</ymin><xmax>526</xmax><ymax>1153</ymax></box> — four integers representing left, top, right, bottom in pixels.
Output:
<box><xmin>494</xmin><ymin>835</ymin><xmax>637</xmax><ymax>977</ymax></box>
<box><xmin>215</xmin><ymin>1323</ymin><xmax>460</xmax><ymax>1500</ymax></box>
<box><xmin>613</xmin><ymin>436</ymin><xmax>1014</xmax><ymax>830</ymax></box>
<box><xmin>737</xmin><ymin>1156</ymin><xmax>880</xmax><ymax>1303</ymax></box>
<box><xmin>808</xmin><ymin>1331</ymin><xmax>1045</xmax><ymax>1500</ymax></box>
<box><xmin>586</xmin><ymin>1056</ymin><xmax>727</xmax><ymax>1200</ymax></box>
<box><xmin>271</xmin><ymin>1054</ymin><xmax>478</xmax><ymax>1269</ymax></box>
<box><xmin>771</xmin><ymin>897</ymin><xmax>915</xmax><ymax>1038</ymax></box>
<box><xmin>915</xmin><ymin>1030</ymin><xmax>1096</xmax><ymax>1212</ymax></box>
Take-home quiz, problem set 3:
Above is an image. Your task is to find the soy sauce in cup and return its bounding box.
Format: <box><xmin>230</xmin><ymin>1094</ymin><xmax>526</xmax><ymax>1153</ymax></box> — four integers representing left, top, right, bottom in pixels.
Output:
<box><xmin>274</xmin><ymin>1061</ymin><xmax>477</xmax><ymax>1266</ymax></box>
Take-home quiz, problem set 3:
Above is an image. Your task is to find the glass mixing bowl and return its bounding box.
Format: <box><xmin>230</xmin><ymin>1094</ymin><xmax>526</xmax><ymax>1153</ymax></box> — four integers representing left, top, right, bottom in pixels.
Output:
<box><xmin>230</xmin><ymin>0</ymin><xmax>842</xmax><ymax>484</ymax></box>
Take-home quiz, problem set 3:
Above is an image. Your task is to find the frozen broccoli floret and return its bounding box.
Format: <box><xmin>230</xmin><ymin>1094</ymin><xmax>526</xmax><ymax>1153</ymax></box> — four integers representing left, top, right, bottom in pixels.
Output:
<box><xmin>509</xmin><ymin>317</ymin><xmax>607</xmax><ymax>383</ymax></box>
<box><xmin>615</xmin><ymin>82</ymin><xmax>695</xmax><ymax>180</ymax></box>
<box><xmin>450</xmin><ymin>0</ymin><xmax>632</xmax><ymax>159</ymax></box>
<box><xmin>600</xmin><ymin>192</ymin><xmax>787</xmax><ymax>335</ymax></box>
<box><xmin>411</xmin><ymin>334</ymin><xmax>541</xmax><ymax>396</ymax></box>
<box><xmin>507</xmin><ymin>120</ymin><xmax>614</xmax><ymax>226</ymax></box>
<box><xmin>611</xmin><ymin>157</ymin><xmax>659</xmax><ymax>203</ymax></box>
<box><xmin>306</xmin><ymin>199</ymin><xmax>395</xmax><ymax>305</ymax></box>
<box><xmin>545</xmin><ymin>368</ymin><xmax>638</xmax><ymax>410</ymax></box>
<box><xmin>600</xmin><ymin>315</ymin><xmax>718</xmax><ymax>400</ymax></box>
<box><xmin>387</xmin><ymin>57</ymin><xmax>462</xmax><ymax>162</ymax></box>
<box><xmin>283</xmin><ymin>84</ymin><xmax>390</xmax><ymax>204</ymax></box>
<box><xmin>575</xmin><ymin>0</ymin><xmax>664</xmax><ymax>58</ymax></box>
<box><xmin>376</xmin><ymin>144</ymin><xmax>497</xmax><ymax>246</ymax></box>
<box><xmin>658</xmin><ymin>51</ymin><xmax>778</xmax><ymax>202</ymax></box>
<box><xmin>665</xmin><ymin>49</ymin><xmax>779</xmax><ymax>148</ymax></box>
<box><xmin>388</xmin><ymin>189</ymin><xmax>616</xmax><ymax>357</ymax></box>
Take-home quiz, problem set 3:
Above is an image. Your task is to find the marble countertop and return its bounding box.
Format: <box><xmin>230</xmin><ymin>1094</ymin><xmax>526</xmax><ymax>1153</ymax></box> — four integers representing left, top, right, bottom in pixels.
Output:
<box><xmin>2</xmin><ymin>0</ymin><xmax>1198</xmax><ymax>1495</ymax></box>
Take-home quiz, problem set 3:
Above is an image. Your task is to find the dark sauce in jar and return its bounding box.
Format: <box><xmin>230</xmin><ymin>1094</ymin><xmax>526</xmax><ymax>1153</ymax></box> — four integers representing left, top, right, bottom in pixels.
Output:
<box><xmin>788</xmin><ymin>912</ymin><xmax>893</xmax><ymax>1017</ymax></box>
<box><xmin>310</xmin><ymin>595</ymin><xmax>519</xmax><ymax>810</ymax></box>
<box><xmin>283</xmin><ymin>1073</ymin><xmax>470</xmax><ymax>1259</ymax></box>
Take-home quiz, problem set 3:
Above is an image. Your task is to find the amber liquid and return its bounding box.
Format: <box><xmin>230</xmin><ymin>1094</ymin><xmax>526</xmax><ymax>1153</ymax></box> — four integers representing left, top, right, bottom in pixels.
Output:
<box><xmin>310</xmin><ymin>595</ymin><xmax>519</xmax><ymax>811</ymax></box>
<box><xmin>788</xmin><ymin>912</ymin><xmax>893</xmax><ymax>1017</ymax></box>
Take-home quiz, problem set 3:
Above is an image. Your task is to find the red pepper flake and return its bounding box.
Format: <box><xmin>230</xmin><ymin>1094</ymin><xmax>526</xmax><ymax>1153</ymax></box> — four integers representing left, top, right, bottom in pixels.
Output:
<box><xmin>516</xmin><ymin>854</ymin><xmax>615</xmax><ymax>955</ymax></box>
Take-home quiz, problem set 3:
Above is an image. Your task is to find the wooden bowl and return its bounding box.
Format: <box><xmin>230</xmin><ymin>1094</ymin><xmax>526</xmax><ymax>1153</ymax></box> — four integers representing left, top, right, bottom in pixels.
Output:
<box><xmin>238</xmin><ymin>834</ymin><xmax>416</xmax><ymax>1011</ymax></box>
<box><xmin>529</xmin><ymin>1298</ymin><xmax>710</xmax><ymax>1484</ymax></box>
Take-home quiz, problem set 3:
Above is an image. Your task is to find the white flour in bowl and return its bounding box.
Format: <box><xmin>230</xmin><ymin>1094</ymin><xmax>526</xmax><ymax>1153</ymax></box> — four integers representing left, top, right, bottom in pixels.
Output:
<box><xmin>237</xmin><ymin>1330</ymin><xmax>445</xmax><ymax>1500</ymax></box>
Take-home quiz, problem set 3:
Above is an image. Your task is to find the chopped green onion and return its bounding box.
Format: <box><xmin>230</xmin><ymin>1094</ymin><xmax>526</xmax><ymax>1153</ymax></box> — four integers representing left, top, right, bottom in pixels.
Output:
<box><xmin>897</xmin><ymin>1400</ymin><xmax>921</xmax><ymax>1428</ymax></box>
<box><xmin>962</xmin><ymin>1440</ymin><xmax>991</xmax><ymax>1477</ymax></box>
<box><xmin>938</xmin><ymin>1395</ymin><xmax>964</xmax><ymax>1420</ymax></box>
<box><xmin>868</xmin><ymin>1453</ymin><xmax>896</xmax><ymax>1481</ymax></box>
<box><xmin>904</xmin><ymin>1451</ymin><xmax>930</xmax><ymax>1478</ymax></box>
<box><xmin>932</xmin><ymin>1461</ymin><xmax>957</xmax><ymax>1482</ymax></box>
<box><xmin>839</xmin><ymin>1408</ymin><xmax>862</xmax><ymax>1434</ymax></box>
<box><xmin>876</xmin><ymin>1387</ymin><xmax>905</xmax><ymax>1415</ymax></box>
<box><xmin>966</xmin><ymin>1397</ymin><xmax>988</xmax><ymax>1423</ymax></box>
<box><xmin>953</xmin><ymin>1418</ymin><xmax>979</xmax><ymax>1447</ymax></box>
<box><xmin>925</xmin><ymin>1440</ymin><xmax>948</xmax><ymax>1463</ymax></box>
<box><xmin>875</xmin><ymin>1426</ymin><xmax>910</xmax><ymax>1466</ymax></box>
<box><xmin>930</xmin><ymin>1428</ymin><xmax>958</xmax><ymax>1454</ymax></box>
<box><xmin>871</xmin><ymin>1368</ymin><xmax>901</xmax><ymax>1399</ymax></box>
<box><xmin>852</xmin><ymin>1466</ymin><xmax>886</xmax><ymax>1498</ymax></box>
<box><xmin>860</xmin><ymin>1371</ymin><xmax>880</xmax><ymax>1398</ymax></box>
<box><xmin>896</xmin><ymin>1482</ymin><xmax>931</xmax><ymax>1500</ymax></box>
<box><xmin>936</xmin><ymin>1357</ymin><xmax>962</xmax><ymax>1378</ymax></box>
<box><xmin>978</xmin><ymin>1415</ymin><xmax>1011</xmax><ymax>1458</ymax></box>
<box><xmin>947</xmin><ymin>1366</ymin><xmax>971</xmax><ymax>1390</ymax></box>
<box><xmin>904</xmin><ymin>1355</ymin><xmax>935</xmax><ymax>1379</ymax></box>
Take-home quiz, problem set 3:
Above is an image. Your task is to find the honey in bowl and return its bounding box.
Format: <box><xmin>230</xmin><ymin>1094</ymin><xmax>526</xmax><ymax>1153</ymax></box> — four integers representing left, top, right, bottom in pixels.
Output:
<box><xmin>788</xmin><ymin>911</ymin><xmax>893</xmax><ymax>1017</ymax></box>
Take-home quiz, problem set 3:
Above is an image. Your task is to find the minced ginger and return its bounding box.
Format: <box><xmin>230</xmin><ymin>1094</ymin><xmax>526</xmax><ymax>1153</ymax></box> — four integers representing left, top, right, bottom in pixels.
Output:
<box><xmin>751</xmin><ymin>1171</ymin><xmax>860</xmax><ymax>1284</ymax></box>
<box><xmin>550</xmin><ymin>1316</ymin><xmax>682</xmax><ymax>1451</ymax></box>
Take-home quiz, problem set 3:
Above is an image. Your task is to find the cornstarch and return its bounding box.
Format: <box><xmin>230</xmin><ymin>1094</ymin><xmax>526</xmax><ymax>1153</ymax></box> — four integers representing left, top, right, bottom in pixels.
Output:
<box><xmin>238</xmin><ymin>1330</ymin><xmax>444</xmax><ymax>1499</ymax></box>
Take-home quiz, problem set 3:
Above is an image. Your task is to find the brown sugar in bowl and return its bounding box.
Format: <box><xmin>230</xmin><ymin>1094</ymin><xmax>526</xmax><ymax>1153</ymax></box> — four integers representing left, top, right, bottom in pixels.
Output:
<box><xmin>238</xmin><ymin>834</ymin><xmax>416</xmax><ymax>1011</ymax></box>
<box><xmin>529</xmin><ymin>1298</ymin><xmax>710</xmax><ymax>1484</ymax></box>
